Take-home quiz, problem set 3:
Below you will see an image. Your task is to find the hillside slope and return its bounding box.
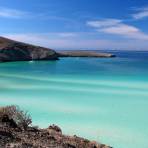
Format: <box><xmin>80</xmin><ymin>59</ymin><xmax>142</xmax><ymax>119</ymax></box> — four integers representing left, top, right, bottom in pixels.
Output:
<box><xmin>0</xmin><ymin>37</ymin><xmax>58</xmax><ymax>62</ymax></box>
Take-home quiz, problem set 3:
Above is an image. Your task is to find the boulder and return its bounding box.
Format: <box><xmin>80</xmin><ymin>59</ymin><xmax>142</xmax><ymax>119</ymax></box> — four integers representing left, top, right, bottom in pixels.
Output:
<box><xmin>47</xmin><ymin>124</ymin><xmax>62</xmax><ymax>134</ymax></box>
<box><xmin>1</xmin><ymin>114</ymin><xmax>18</xmax><ymax>128</ymax></box>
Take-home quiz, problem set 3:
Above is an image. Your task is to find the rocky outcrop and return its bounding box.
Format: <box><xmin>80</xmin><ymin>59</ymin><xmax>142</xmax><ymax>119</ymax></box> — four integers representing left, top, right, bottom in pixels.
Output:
<box><xmin>0</xmin><ymin>37</ymin><xmax>58</xmax><ymax>62</ymax></box>
<box><xmin>57</xmin><ymin>50</ymin><xmax>115</xmax><ymax>58</ymax></box>
<box><xmin>0</xmin><ymin>114</ymin><xmax>111</xmax><ymax>148</ymax></box>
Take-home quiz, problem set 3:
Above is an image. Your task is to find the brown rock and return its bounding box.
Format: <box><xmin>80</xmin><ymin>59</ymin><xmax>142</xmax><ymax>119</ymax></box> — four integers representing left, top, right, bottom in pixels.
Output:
<box><xmin>47</xmin><ymin>124</ymin><xmax>62</xmax><ymax>134</ymax></box>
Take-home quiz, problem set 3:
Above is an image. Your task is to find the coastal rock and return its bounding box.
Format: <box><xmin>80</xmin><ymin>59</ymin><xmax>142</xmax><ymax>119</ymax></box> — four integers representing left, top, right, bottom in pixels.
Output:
<box><xmin>1</xmin><ymin>114</ymin><xmax>18</xmax><ymax>128</ymax></box>
<box><xmin>0</xmin><ymin>113</ymin><xmax>111</xmax><ymax>148</ymax></box>
<box><xmin>0</xmin><ymin>36</ymin><xmax>58</xmax><ymax>62</ymax></box>
<box><xmin>47</xmin><ymin>124</ymin><xmax>62</xmax><ymax>134</ymax></box>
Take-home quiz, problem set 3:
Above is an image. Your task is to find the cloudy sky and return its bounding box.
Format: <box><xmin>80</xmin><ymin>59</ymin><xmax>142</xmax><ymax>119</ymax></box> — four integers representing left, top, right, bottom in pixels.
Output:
<box><xmin>0</xmin><ymin>0</ymin><xmax>148</xmax><ymax>50</ymax></box>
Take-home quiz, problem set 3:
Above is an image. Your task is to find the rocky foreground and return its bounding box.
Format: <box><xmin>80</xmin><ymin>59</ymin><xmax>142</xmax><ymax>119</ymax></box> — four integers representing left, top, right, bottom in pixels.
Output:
<box><xmin>0</xmin><ymin>106</ymin><xmax>111</xmax><ymax>148</ymax></box>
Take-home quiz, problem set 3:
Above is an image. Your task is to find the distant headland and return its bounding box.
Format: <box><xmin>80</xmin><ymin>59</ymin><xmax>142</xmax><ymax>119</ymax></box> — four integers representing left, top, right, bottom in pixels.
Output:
<box><xmin>57</xmin><ymin>50</ymin><xmax>115</xmax><ymax>58</ymax></box>
<box><xmin>0</xmin><ymin>36</ymin><xmax>115</xmax><ymax>62</ymax></box>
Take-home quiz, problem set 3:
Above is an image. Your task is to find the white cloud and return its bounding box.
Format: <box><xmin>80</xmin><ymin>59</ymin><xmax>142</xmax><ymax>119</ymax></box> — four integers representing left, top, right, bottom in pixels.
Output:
<box><xmin>99</xmin><ymin>24</ymin><xmax>148</xmax><ymax>40</ymax></box>
<box><xmin>132</xmin><ymin>6</ymin><xmax>148</xmax><ymax>20</ymax></box>
<box><xmin>2</xmin><ymin>33</ymin><xmax>108</xmax><ymax>49</ymax></box>
<box><xmin>0</xmin><ymin>7</ymin><xmax>72</xmax><ymax>22</ymax></box>
<box><xmin>0</xmin><ymin>7</ymin><xmax>29</xmax><ymax>19</ymax></box>
<box><xmin>87</xmin><ymin>19</ymin><xmax>148</xmax><ymax>40</ymax></box>
<box><xmin>57</xmin><ymin>33</ymin><xmax>77</xmax><ymax>37</ymax></box>
<box><xmin>87</xmin><ymin>19</ymin><xmax>122</xmax><ymax>28</ymax></box>
<box><xmin>3</xmin><ymin>33</ymin><xmax>148</xmax><ymax>50</ymax></box>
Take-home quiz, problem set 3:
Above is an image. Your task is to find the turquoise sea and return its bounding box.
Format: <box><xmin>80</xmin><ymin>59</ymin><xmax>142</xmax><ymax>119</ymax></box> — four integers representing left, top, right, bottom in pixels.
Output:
<box><xmin>0</xmin><ymin>50</ymin><xmax>148</xmax><ymax>148</ymax></box>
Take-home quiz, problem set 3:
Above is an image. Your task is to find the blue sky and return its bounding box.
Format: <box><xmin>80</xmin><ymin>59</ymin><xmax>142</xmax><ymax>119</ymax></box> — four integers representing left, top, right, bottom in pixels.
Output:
<box><xmin>0</xmin><ymin>0</ymin><xmax>148</xmax><ymax>50</ymax></box>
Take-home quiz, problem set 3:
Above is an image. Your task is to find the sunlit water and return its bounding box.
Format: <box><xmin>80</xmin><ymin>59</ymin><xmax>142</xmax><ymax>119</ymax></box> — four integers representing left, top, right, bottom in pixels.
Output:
<box><xmin>0</xmin><ymin>50</ymin><xmax>148</xmax><ymax>148</ymax></box>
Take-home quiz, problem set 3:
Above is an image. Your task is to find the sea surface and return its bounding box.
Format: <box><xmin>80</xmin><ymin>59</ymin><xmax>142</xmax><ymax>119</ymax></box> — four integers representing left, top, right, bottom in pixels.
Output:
<box><xmin>0</xmin><ymin>50</ymin><xmax>148</xmax><ymax>148</ymax></box>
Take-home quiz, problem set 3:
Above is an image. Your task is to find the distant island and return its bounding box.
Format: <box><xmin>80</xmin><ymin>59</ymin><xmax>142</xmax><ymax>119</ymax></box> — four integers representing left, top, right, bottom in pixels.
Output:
<box><xmin>0</xmin><ymin>36</ymin><xmax>115</xmax><ymax>62</ymax></box>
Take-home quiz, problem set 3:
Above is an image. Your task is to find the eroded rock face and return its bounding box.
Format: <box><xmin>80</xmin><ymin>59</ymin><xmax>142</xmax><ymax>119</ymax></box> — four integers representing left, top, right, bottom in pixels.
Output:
<box><xmin>0</xmin><ymin>114</ymin><xmax>112</xmax><ymax>148</ymax></box>
<box><xmin>0</xmin><ymin>37</ymin><xmax>58</xmax><ymax>62</ymax></box>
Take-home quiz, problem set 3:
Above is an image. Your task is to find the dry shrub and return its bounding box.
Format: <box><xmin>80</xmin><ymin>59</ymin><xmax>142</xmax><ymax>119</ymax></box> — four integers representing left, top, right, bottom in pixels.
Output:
<box><xmin>0</xmin><ymin>105</ymin><xmax>32</xmax><ymax>129</ymax></box>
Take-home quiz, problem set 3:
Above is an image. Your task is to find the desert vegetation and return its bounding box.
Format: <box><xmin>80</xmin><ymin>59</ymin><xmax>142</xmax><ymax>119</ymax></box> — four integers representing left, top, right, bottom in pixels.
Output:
<box><xmin>0</xmin><ymin>105</ymin><xmax>32</xmax><ymax>130</ymax></box>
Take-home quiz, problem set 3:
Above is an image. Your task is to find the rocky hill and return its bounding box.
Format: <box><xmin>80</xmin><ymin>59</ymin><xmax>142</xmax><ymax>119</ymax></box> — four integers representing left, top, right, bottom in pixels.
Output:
<box><xmin>0</xmin><ymin>37</ymin><xmax>58</xmax><ymax>62</ymax></box>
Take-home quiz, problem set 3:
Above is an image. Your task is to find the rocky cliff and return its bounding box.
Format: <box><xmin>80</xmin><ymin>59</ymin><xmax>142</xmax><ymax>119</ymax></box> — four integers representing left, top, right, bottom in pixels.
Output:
<box><xmin>0</xmin><ymin>37</ymin><xmax>58</xmax><ymax>62</ymax></box>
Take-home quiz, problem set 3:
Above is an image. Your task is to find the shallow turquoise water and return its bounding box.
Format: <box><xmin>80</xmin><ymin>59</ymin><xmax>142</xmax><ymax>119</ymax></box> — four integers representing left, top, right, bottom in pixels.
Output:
<box><xmin>0</xmin><ymin>51</ymin><xmax>148</xmax><ymax>148</ymax></box>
